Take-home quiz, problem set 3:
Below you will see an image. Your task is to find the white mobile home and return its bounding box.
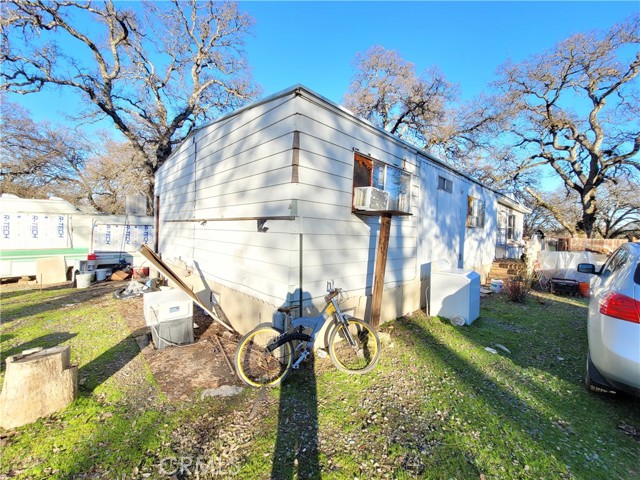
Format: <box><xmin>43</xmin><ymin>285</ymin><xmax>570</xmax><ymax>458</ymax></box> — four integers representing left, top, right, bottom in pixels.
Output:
<box><xmin>155</xmin><ymin>86</ymin><xmax>527</xmax><ymax>333</ymax></box>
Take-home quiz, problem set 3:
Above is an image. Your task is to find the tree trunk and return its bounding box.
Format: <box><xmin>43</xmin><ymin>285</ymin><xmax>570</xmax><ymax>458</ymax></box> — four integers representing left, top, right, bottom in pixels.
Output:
<box><xmin>579</xmin><ymin>187</ymin><xmax>598</xmax><ymax>238</ymax></box>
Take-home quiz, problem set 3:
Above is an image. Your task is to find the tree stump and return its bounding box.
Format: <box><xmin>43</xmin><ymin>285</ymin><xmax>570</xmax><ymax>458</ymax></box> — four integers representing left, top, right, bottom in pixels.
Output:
<box><xmin>0</xmin><ymin>346</ymin><xmax>77</xmax><ymax>429</ymax></box>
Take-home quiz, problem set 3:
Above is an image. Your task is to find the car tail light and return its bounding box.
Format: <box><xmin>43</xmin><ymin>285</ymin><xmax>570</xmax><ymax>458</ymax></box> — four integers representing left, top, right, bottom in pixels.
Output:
<box><xmin>599</xmin><ymin>292</ymin><xmax>640</xmax><ymax>323</ymax></box>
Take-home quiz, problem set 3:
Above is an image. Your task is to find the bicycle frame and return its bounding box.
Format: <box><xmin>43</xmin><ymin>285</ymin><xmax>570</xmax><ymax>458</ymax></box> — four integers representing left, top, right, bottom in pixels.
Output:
<box><xmin>235</xmin><ymin>285</ymin><xmax>381</xmax><ymax>387</ymax></box>
<box><xmin>268</xmin><ymin>290</ymin><xmax>357</xmax><ymax>367</ymax></box>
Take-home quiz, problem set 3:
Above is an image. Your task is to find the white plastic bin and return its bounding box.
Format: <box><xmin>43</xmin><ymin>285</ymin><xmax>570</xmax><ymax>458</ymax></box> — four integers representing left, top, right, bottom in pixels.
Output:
<box><xmin>429</xmin><ymin>266</ymin><xmax>481</xmax><ymax>325</ymax></box>
<box><xmin>143</xmin><ymin>289</ymin><xmax>193</xmax><ymax>326</ymax></box>
<box><xmin>76</xmin><ymin>273</ymin><xmax>93</xmax><ymax>289</ymax></box>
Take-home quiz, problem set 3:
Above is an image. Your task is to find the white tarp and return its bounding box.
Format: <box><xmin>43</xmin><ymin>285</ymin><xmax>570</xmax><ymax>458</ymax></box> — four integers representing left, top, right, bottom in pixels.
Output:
<box><xmin>0</xmin><ymin>213</ymin><xmax>70</xmax><ymax>250</ymax></box>
<box><xmin>537</xmin><ymin>250</ymin><xmax>599</xmax><ymax>282</ymax></box>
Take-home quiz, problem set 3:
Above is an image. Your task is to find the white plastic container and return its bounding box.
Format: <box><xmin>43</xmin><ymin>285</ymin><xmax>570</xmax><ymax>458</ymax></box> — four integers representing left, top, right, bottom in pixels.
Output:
<box><xmin>430</xmin><ymin>267</ymin><xmax>481</xmax><ymax>325</ymax></box>
<box><xmin>76</xmin><ymin>273</ymin><xmax>93</xmax><ymax>289</ymax></box>
<box><xmin>490</xmin><ymin>279</ymin><xmax>504</xmax><ymax>293</ymax></box>
<box><xmin>143</xmin><ymin>289</ymin><xmax>193</xmax><ymax>326</ymax></box>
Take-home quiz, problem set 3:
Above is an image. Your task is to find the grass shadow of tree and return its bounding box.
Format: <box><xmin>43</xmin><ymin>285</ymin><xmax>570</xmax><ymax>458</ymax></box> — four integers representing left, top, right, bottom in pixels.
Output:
<box><xmin>389</xmin><ymin>313</ymin><xmax>640</xmax><ymax>478</ymax></box>
<box><xmin>460</xmin><ymin>291</ymin><xmax>590</xmax><ymax>385</ymax></box>
<box><xmin>78</xmin><ymin>335</ymin><xmax>142</xmax><ymax>396</ymax></box>
<box><xmin>0</xmin><ymin>332</ymin><xmax>77</xmax><ymax>372</ymax></box>
<box><xmin>1</xmin><ymin>282</ymin><xmax>123</xmax><ymax>323</ymax></box>
<box><xmin>271</xmin><ymin>359</ymin><xmax>320</xmax><ymax>480</ymax></box>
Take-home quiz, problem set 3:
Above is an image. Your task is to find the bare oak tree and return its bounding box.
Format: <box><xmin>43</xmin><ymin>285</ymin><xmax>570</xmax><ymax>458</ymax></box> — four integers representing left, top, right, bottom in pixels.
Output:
<box><xmin>594</xmin><ymin>178</ymin><xmax>640</xmax><ymax>239</ymax></box>
<box><xmin>1</xmin><ymin>0</ymin><xmax>259</xmax><ymax>208</ymax></box>
<box><xmin>0</xmin><ymin>99</ymin><xmax>146</xmax><ymax>213</ymax></box>
<box><xmin>83</xmin><ymin>135</ymin><xmax>151</xmax><ymax>214</ymax></box>
<box><xmin>496</xmin><ymin>15</ymin><xmax>640</xmax><ymax>237</ymax></box>
<box><xmin>343</xmin><ymin>46</ymin><xmax>505</xmax><ymax>181</ymax></box>
<box><xmin>0</xmin><ymin>100</ymin><xmax>94</xmax><ymax>207</ymax></box>
<box><xmin>343</xmin><ymin>46</ymin><xmax>454</xmax><ymax>146</ymax></box>
<box><xmin>525</xmin><ymin>178</ymin><xmax>640</xmax><ymax>240</ymax></box>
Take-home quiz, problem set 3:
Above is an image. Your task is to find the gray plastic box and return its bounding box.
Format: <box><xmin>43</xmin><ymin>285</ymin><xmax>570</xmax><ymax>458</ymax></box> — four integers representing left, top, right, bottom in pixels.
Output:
<box><xmin>150</xmin><ymin>317</ymin><xmax>194</xmax><ymax>350</ymax></box>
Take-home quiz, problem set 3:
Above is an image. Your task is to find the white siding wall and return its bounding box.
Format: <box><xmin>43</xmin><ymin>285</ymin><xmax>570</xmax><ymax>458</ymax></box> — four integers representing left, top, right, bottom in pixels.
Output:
<box><xmin>293</xmin><ymin>96</ymin><xmax>420</xmax><ymax>309</ymax></box>
<box><xmin>156</xmin><ymin>95</ymin><xmax>299</xmax><ymax>306</ymax></box>
<box><xmin>416</xmin><ymin>152</ymin><xmax>500</xmax><ymax>293</ymax></box>
<box><xmin>463</xmin><ymin>184</ymin><xmax>499</xmax><ymax>278</ymax></box>
<box><xmin>156</xmin><ymin>88</ymin><xmax>513</xmax><ymax>326</ymax></box>
<box><xmin>419</xmin><ymin>161</ymin><xmax>467</xmax><ymax>270</ymax></box>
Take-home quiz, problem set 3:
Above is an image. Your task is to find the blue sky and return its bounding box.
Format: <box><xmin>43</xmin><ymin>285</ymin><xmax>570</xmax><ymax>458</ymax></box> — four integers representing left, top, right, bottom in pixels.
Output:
<box><xmin>241</xmin><ymin>1</ymin><xmax>638</xmax><ymax>103</ymax></box>
<box><xmin>10</xmin><ymin>1</ymin><xmax>639</xmax><ymax>123</ymax></box>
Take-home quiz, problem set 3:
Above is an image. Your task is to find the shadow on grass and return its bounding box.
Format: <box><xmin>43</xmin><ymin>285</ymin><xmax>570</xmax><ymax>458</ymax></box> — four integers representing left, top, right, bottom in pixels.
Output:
<box><xmin>0</xmin><ymin>283</ymin><xmax>70</xmax><ymax>301</ymax></box>
<box><xmin>271</xmin><ymin>359</ymin><xmax>320</xmax><ymax>480</ymax></box>
<box><xmin>0</xmin><ymin>282</ymin><xmax>123</xmax><ymax>323</ymax></box>
<box><xmin>394</xmin><ymin>313</ymin><xmax>640</xmax><ymax>478</ymax></box>
<box><xmin>0</xmin><ymin>333</ymin><xmax>14</xmax><ymax>344</ymax></box>
<box><xmin>463</xmin><ymin>291</ymin><xmax>591</xmax><ymax>385</ymax></box>
<box><xmin>0</xmin><ymin>332</ymin><xmax>77</xmax><ymax>372</ymax></box>
<box><xmin>78</xmin><ymin>336</ymin><xmax>141</xmax><ymax>395</ymax></box>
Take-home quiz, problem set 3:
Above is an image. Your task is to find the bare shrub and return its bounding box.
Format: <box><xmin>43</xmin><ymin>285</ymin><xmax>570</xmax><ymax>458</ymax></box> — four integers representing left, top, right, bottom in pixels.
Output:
<box><xmin>504</xmin><ymin>276</ymin><xmax>530</xmax><ymax>303</ymax></box>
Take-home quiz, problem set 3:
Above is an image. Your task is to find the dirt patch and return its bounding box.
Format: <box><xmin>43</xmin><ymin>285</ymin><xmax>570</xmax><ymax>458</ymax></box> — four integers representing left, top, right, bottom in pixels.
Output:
<box><xmin>116</xmin><ymin>292</ymin><xmax>243</xmax><ymax>402</ymax></box>
<box><xmin>2</xmin><ymin>278</ymin><xmax>243</xmax><ymax>402</ymax></box>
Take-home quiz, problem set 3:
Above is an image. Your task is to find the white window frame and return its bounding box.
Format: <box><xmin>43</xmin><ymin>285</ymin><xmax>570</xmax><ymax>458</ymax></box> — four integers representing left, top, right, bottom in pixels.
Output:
<box><xmin>467</xmin><ymin>196</ymin><xmax>485</xmax><ymax>228</ymax></box>
<box><xmin>353</xmin><ymin>153</ymin><xmax>412</xmax><ymax>212</ymax></box>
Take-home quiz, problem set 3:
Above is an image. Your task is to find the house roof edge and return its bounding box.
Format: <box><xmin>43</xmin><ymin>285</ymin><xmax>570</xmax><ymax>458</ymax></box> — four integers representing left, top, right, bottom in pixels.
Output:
<box><xmin>179</xmin><ymin>84</ymin><xmax>530</xmax><ymax>214</ymax></box>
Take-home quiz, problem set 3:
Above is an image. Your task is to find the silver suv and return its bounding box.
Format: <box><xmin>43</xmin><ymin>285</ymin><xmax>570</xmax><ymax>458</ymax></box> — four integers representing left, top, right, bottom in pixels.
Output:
<box><xmin>578</xmin><ymin>242</ymin><xmax>640</xmax><ymax>396</ymax></box>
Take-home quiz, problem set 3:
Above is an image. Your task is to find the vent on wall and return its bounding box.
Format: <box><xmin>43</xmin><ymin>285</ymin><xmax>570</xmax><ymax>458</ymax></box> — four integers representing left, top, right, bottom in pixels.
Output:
<box><xmin>126</xmin><ymin>195</ymin><xmax>147</xmax><ymax>216</ymax></box>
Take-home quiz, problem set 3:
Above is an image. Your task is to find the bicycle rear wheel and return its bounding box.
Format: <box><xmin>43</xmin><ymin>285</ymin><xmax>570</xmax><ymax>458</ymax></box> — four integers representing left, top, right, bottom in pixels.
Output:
<box><xmin>235</xmin><ymin>324</ymin><xmax>293</xmax><ymax>387</ymax></box>
<box><xmin>328</xmin><ymin>318</ymin><xmax>380</xmax><ymax>374</ymax></box>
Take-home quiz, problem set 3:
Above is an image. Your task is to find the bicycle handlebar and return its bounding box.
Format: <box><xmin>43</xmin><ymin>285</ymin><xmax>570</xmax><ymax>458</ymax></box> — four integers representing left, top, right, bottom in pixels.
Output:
<box><xmin>324</xmin><ymin>288</ymin><xmax>342</xmax><ymax>303</ymax></box>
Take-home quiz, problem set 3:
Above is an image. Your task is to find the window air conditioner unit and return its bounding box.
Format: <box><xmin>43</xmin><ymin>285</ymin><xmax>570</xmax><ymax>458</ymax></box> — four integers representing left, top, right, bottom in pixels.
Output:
<box><xmin>468</xmin><ymin>216</ymin><xmax>480</xmax><ymax>228</ymax></box>
<box><xmin>354</xmin><ymin>187</ymin><xmax>389</xmax><ymax>211</ymax></box>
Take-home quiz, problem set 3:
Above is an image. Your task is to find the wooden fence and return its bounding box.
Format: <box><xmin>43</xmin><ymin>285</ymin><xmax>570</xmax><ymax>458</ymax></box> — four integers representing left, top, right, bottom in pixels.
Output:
<box><xmin>556</xmin><ymin>237</ymin><xmax>629</xmax><ymax>253</ymax></box>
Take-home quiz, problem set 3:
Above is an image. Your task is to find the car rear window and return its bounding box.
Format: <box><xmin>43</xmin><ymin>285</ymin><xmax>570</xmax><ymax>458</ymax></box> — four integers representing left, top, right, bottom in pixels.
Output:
<box><xmin>635</xmin><ymin>263</ymin><xmax>640</xmax><ymax>286</ymax></box>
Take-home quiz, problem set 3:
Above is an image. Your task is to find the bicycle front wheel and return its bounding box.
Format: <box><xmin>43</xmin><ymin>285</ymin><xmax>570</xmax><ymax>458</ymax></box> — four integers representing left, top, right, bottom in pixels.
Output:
<box><xmin>235</xmin><ymin>324</ymin><xmax>293</xmax><ymax>388</ymax></box>
<box><xmin>328</xmin><ymin>318</ymin><xmax>381</xmax><ymax>374</ymax></box>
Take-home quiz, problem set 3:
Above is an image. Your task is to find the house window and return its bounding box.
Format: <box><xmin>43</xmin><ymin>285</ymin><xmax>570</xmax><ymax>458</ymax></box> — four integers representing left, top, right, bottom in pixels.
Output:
<box><xmin>467</xmin><ymin>196</ymin><xmax>485</xmax><ymax>228</ymax></box>
<box><xmin>438</xmin><ymin>176</ymin><xmax>453</xmax><ymax>193</ymax></box>
<box><xmin>507</xmin><ymin>214</ymin><xmax>516</xmax><ymax>240</ymax></box>
<box><xmin>353</xmin><ymin>153</ymin><xmax>411</xmax><ymax>212</ymax></box>
<box><xmin>353</xmin><ymin>154</ymin><xmax>372</xmax><ymax>188</ymax></box>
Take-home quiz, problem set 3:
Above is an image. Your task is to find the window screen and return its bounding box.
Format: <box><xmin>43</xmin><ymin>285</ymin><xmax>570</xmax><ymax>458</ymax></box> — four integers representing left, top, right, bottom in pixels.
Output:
<box><xmin>507</xmin><ymin>214</ymin><xmax>516</xmax><ymax>240</ymax></box>
<box><xmin>352</xmin><ymin>153</ymin><xmax>411</xmax><ymax>212</ymax></box>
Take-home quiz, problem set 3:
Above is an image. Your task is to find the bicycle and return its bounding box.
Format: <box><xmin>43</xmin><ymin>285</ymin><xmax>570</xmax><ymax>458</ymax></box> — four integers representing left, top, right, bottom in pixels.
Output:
<box><xmin>531</xmin><ymin>260</ymin><xmax>550</xmax><ymax>292</ymax></box>
<box><xmin>235</xmin><ymin>285</ymin><xmax>381</xmax><ymax>388</ymax></box>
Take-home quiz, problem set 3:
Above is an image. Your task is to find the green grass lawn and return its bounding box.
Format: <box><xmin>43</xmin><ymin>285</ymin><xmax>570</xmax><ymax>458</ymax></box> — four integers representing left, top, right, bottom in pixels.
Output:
<box><xmin>1</xmin><ymin>285</ymin><xmax>638</xmax><ymax>479</ymax></box>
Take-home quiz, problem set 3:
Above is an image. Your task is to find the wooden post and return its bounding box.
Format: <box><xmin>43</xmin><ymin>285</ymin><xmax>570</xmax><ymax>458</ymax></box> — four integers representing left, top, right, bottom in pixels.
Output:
<box><xmin>371</xmin><ymin>213</ymin><xmax>392</xmax><ymax>328</ymax></box>
<box><xmin>154</xmin><ymin>195</ymin><xmax>160</xmax><ymax>252</ymax></box>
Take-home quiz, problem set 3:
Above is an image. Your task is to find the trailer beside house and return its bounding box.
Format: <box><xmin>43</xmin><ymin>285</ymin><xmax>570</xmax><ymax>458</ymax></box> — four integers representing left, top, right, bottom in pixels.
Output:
<box><xmin>0</xmin><ymin>195</ymin><xmax>154</xmax><ymax>280</ymax></box>
<box><xmin>155</xmin><ymin>85</ymin><xmax>528</xmax><ymax>333</ymax></box>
